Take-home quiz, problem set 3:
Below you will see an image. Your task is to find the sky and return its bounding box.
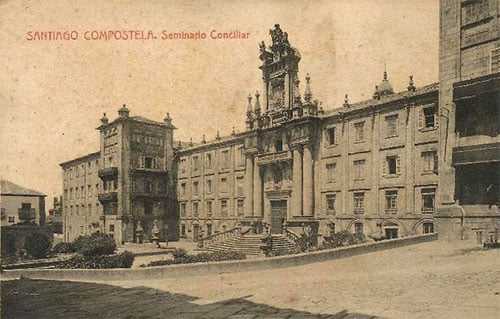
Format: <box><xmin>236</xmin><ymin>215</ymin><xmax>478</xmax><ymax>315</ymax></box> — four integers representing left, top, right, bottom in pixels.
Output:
<box><xmin>0</xmin><ymin>0</ymin><xmax>439</xmax><ymax>207</ymax></box>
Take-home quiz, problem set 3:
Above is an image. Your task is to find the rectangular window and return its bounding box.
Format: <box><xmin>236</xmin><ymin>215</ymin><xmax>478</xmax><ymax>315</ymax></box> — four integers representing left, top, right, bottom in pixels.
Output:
<box><xmin>180</xmin><ymin>159</ymin><xmax>186</xmax><ymax>173</ymax></box>
<box><xmin>462</xmin><ymin>0</ymin><xmax>490</xmax><ymax>25</ymax></box>
<box><xmin>326</xmin><ymin>193</ymin><xmax>336</xmax><ymax>214</ymax></box>
<box><xmin>193</xmin><ymin>156</ymin><xmax>200</xmax><ymax>171</ymax></box>
<box><xmin>193</xmin><ymin>202</ymin><xmax>199</xmax><ymax>217</ymax></box>
<box><xmin>421</xmin><ymin>188</ymin><xmax>436</xmax><ymax>213</ymax></box>
<box><xmin>180</xmin><ymin>203</ymin><xmax>186</xmax><ymax>217</ymax></box>
<box><xmin>236</xmin><ymin>176</ymin><xmax>244</xmax><ymax>196</ymax></box>
<box><xmin>326</xmin><ymin>163</ymin><xmax>336</xmax><ymax>182</ymax></box>
<box><xmin>88</xmin><ymin>185</ymin><xmax>92</xmax><ymax>197</ymax></box>
<box><xmin>423</xmin><ymin>106</ymin><xmax>437</xmax><ymax>128</ymax></box>
<box><xmin>181</xmin><ymin>224</ymin><xmax>186</xmax><ymax>236</ymax></box>
<box><xmin>8</xmin><ymin>216</ymin><xmax>15</xmax><ymax>223</ymax></box>
<box><xmin>206</xmin><ymin>200</ymin><xmax>213</xmax><ymax>216</ymax></box>
<box><xmin>109</xmin><ymin>224</ymin><xmax>115</xmax><ymax>233</ymax></box>
<box><xmin>326</xmin><ymin>127</ymin><xmax>336</xmax><ymax>145</ymax></box>
<box><xmin>205</xmin><ymin>179</ymin><xmax>213</xmax><ymax>194</ymax></box>
<box><xmin>385</xmin><ymin>190</ymin><xmax>398</xmax><ymax>213</ymax></box>
<box><xmin>354</xmin><ymin>222</ymin><xmax>364</xmax><ymax>235</ymax></box>
<box><xmin>354</xmin><ymin>192</ymin><xmax>364</xmax><ymax>214</ymax></box>
<box><xmin>205</xmin><ymin>153</ymin><xmax>212</xmax><ymax>168</ymax></box>
<box><xmin>193</xmin><ymin>181</ymin><xmax>199</xmax><ymax>195</ymax></box>
<box><xmin>180</xmin><ymin>183</ymin><xmax>186</xmax><ymax>196</ymax></box>
<box><xmin>220</xmin><ymin>150</ymin><xmax>229</xmax><ymax>169</ymax></box>
<box><xmin>237</xmin><ymin>147</ymin><xmax>245</xmax><ymax>166</ymax></box>
<box><xmin>274</xmin><ymin>139</ymin><xmax>283</xmax><ymax>152</ymax></box>
<box><xmin>386</xmin><ymin>114</ymin><xmax>398</xmax><ymax>137</ymax></box>
<box><xmin>353</xmin><ymin>160</ymin><xmax>366</xmax><ymax>180</ymax></box>
<box><xmin>422</xmin><ymin>151</ymin><xmax>438</xmax><ymax>174</ymax></box>
<box><xmin>354</xmin><ymin>122</ymin><xmax>365</xmax><ymax>142</ymax></box>
<box><xmin>386</xmin><ymin>156</ymin><xmax>398</xmax><ymax>175</ymax></box>
<box><xmin>423</xmin><ymin>222</ymin><xmax>434</xmax><ymax>234</ymax></box>
<box><xmin>220</xmin><ymin>177</ymin><xmax>228</xmax><ymax>193</ymax></box>
<box><xmin>236</xmin><ymin>199</ymin><xmax>244</xmax><ymax>216</ymax></box>
<box><xmin>144</xmin><ymin>180</ymin><xmax>153</xmax><ymax>193</ymax></box>
<box><xmin>220</xmin><ymin>199</ymin><xmax>228</xmax><ymax>217</ymax></box>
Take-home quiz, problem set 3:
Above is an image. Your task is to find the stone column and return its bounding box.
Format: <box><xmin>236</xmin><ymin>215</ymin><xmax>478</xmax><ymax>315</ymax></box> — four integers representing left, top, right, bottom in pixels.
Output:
<box><xmin>302</xmin><ymin>144</ymin><xmax>314</xmax><ymax>216</ymax></box>
<box><xmin>291</xmin><ymin>147</ymin><xmax>303</xmax><ymax>216</ymax></box>
<box><xmin>253</xmin><ymin>159</ymin><xmax>263</xmax><ymax>217</ymax></box>
<box><xmin>244</xmin><ymin>155</ymin><xmax>254</xmax><ymax>217</ymax></box>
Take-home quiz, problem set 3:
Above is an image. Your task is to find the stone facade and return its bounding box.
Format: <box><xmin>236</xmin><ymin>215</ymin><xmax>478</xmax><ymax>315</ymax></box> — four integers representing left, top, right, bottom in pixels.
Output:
<box><xmin>61</xmin><ymin>108</ymin><xmax>177</xmax><ymax>244</ymax></box>
<box><xmin>435</xmin><ymin>0</ymin><xmax>500</xmax><ymax>242</ymax></box>
<box><xmin>177</xmin><ymin>24</ymin><xmax>440</xmax><ymax>241</ymax></box>
<box><xmin>1</xmin><ymin>180</ymin><xmax>46</xmax><ymax>226</ymax></box>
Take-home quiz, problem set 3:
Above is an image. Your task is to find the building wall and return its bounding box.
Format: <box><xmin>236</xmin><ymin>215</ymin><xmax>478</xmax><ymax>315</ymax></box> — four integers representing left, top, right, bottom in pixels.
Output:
<box><xmin>177</xmin><ymin>137</ymin><xmax>246</xmax><ymax>240</ymax></box>
<box><xmin>1</xmin><ymin>195</ymin><xmax>45</xmax><ymax>226</ymax></box>
<box><xmin>61</xmin><ymin>152</ymin><xmax>103</xmax><ymax>242</ymax></box>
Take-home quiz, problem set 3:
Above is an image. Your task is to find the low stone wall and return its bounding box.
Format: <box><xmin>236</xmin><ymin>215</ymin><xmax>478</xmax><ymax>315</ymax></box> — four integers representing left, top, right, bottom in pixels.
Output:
<box><xmin>1</xmin><ymin>233</ymin><xmax>437</xmax><ymax>281</ymax></box>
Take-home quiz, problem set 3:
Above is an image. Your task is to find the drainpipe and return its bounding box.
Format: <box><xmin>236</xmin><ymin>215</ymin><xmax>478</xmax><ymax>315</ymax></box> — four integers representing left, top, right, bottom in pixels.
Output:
<box><xmin>440</xmin><ymin>106</ymin><xmax>450</xmax><ymax>162</ymax></box>
<box><xmin>457</xmin><ymin>202</ymin><xmax>465</xmax><ymax>241</ymax></box>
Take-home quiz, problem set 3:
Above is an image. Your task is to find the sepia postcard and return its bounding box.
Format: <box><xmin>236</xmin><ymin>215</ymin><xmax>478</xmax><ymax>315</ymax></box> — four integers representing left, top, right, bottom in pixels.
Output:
<box><xmin>1</xmin><ymin>0</ymin><xmax>499</xmax><ymax>318</ymax></box>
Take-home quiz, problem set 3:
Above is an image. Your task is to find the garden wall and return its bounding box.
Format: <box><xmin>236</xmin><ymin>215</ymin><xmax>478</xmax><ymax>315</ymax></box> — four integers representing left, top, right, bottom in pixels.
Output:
<box><xmin>2</xmin><ymin>233</ymin><xmax>437</xmax><ymax>281</ymax></box>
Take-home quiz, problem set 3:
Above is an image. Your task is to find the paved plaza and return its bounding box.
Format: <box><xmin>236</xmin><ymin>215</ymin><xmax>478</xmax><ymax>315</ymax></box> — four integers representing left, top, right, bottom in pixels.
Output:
<box><xmin>2</xmin><ymin>240</ymin><xmax>500</xmax><ymax>319</ymax></box>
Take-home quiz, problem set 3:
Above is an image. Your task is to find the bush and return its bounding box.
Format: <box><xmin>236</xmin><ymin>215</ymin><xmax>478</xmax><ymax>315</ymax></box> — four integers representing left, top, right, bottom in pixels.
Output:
<box><xmin>141</xmin><ymin>250</ymin><xmax>246</xmax><ymax>267</ymax></box>
<box><xmin>76</xmin><ymin>233</ymin><xmax>116</xmax><ymax>257</ymax></box>
<box><xmin>322</xmin><ymin>230</ymin><xmax>365</xmax><ymax>249</ymax></box>
<box><xmin>57</xmin><ymin>251</ymin><xmax>135</xmax><ymax>269</ymax></box>
<box><xmin>171</xmin><ymin>248</ymin><xmax>188</xmax><ymax>259</ymax></box>
<box><xmin>53</xmin><ymin>242</ymin><xmax>77</xmax><ymax>253</ymax></box>
<box><xmin>24</xmin><ymin>232</ymin><xmax>51</xmax><ymax>259</ymax></box>
<box><xmin>1</xmin><ymin>232</ymin><xmax>16</xmax><ymax>257</ymax></box>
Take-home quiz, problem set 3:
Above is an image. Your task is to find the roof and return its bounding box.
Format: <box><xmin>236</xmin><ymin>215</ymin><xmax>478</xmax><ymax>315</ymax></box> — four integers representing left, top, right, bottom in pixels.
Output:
<box><xmin>129</xmin><ymin>116</ymin><xmax>165</xmax><ymax>126</ymax></box>
<box><xmin>1</xmin><ymin>180</ymin><xmax>46</xmax><ymax>197</ymax></box>
<box><xmin>60</xmin><ymin>151</ymin><xmax>100</xmax><ymax>167</ymax></box>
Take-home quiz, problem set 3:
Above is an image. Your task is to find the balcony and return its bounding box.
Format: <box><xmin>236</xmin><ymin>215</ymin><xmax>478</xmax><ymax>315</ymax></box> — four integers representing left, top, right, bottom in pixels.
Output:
<box><xmin>98</xmin><ymin>192</ymin><xmax>118</xmax><ymax>203</ymax></box>
<box><xmin>256</xmin><ymin>151</ymin><xmax>292</xmax><ymax>166</ymax></box>
<box><xmin>98</xmin><ymin>167</ymin><xmax>118</xmax><ymax>179</ymax></box>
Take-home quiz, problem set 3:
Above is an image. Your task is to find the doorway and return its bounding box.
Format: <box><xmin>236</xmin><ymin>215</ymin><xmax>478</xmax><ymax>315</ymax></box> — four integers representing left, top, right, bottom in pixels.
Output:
<box><xmin>271</xmin><ymin>200</ymin><xmax>287</xmax><ymax>234</ymax></box>
<box><xmin>193</xmin><ymin>225</ymin><xmax>200</xmax><ymax>240</ymax></box>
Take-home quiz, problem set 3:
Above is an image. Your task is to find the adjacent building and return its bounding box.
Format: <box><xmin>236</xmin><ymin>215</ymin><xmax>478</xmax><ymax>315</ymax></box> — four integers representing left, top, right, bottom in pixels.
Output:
<box><xmin>1</xmin><ymin>180</ymin><xmax>46</xmax><ymax>226</ymax></box>
<box><xmin>436</xmin><ymin>0</ymin><xmax>499</xmax><ymax>242</ymax></box>
<box><xmin>60</xmin><ymin>106</ymin><xmax>178</xmax><ymax>244</ymax></box>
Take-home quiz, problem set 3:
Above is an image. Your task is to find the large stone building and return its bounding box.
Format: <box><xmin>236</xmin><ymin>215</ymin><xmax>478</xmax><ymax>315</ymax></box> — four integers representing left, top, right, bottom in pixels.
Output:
<box><xmin>177</xmin><ymin>24</ymin><xmax>441</xmax><ymax>241</ymax></box>
<box><xmin>60</xmin><ymin>107</ymin><xmax>177</xmax><ymax>243</ymax></box>
<box><xmin>436</xmin><ymin>0</ymin><xmax>499</xmax><ymax>242</ymax></box>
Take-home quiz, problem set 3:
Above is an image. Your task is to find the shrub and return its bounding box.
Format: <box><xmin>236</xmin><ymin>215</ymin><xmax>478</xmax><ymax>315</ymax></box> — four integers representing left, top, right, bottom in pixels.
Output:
<box><xmin>24</xmin><ymin>232</ymin><xmax>51</xmax><ymax>259</ymax></box>
<box><xmin>77</xmin><ymin>233</ymin><xmax>116</xmax><ymax>257</ymax></box>
<box><xmin>322</xmin><ymin>230</ymin><xmax>365</xmax><ymax>249</ymax></box>
<box><xmin>53</xmin><ymin>242</ymin><xmax>77</xmax><ymax>253</ymax></box>
<box><xmin>171</xmin><ymin>247</ymin><xmax>188</xmax><ymax>259</ymax></box>
<box><xmin>1</xmin><ymin>232</ymin><xmax>16</xmax><ymax>257</ymax></box>
<box><xmin>141</xmin><ymin>250</ymin><xmax>246</xmax><ymax>267</ymax></box>
<box><xmin>57</xmin><ymin>251</ymin><xmax>134</xmax><ymax>269</ymax></box>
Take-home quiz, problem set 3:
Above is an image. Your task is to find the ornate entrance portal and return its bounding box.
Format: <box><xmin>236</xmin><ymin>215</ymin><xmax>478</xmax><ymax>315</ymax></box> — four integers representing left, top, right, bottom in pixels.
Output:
<box><xmin>271</xmin><ymin>200</ymin><xmax>287</xmax><ymax>234</ymax></box>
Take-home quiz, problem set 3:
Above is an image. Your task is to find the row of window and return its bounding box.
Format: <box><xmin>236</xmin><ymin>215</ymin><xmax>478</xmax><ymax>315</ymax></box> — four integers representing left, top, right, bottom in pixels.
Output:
<box><xmin>180</xmin><ymin>147</ymin><xmax>245</xmax><ymax>174</ymax></box>
<box><xmin>180</xmin><ymin>176</ymin><xmax>245</xmax><ymax>197</ymax></box>
<box><xmin>65</xmin><ymin>202</ymin><xmax>100</xmax><ymax>216</ymax></box>
<box><xmin>180</xmin><ymin>198</ymin><xmax>245</xmax><ymax>218</ymax></box>
<box><xmin>325</xmin><ymin>151</ymin><xmax>438</xmax><ymax>182</ymax></box>
<box><xmin>324</xmin><ymin>106</ymin><xmax>438</xmax><ymax>146</ymax></box>
<box><xmin>325</xmin><ymin>188</ymin><xmax>436</xmax><ymax>215</ymax></box>
<box><xmin>64</xmin><ymin>184</ymin><xmax>101</xmax><ymax>200</ymax></box>
<box><xmin>325</xmin><ymin>221</ymin><xmax>434</xmax><ymax>237</ymax></box>
<box><xmin>131</xmin><ymin>133</ymin><xmax>164</xmax><ymax>146</ymax></box>
<box><xmin>63</xmin><ymin>159</ymin><xmax>99</xmax><ymax>180</ymax></box>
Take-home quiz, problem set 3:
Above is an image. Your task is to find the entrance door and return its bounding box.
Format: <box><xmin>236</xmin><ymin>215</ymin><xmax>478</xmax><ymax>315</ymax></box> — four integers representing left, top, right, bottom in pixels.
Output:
<box><xmin>193</xmin><ymin>225</ymin><xmax>200</xmax><ymax>240</ymax></box>
<box><xmin>385</xmin><ymin>228</ymin><xmax>399</xmax><ymax>239</ymax></box>
<box><xmin>271</xmin><ymin>200</ymin><xmax>287</xmax><ymax>234</ymax></box>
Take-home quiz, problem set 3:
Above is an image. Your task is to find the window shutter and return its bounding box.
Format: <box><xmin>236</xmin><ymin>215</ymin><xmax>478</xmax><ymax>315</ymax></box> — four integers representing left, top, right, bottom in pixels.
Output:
<box><xmin>323</xmin><ymin>131</ymin><xmax>329</xmax><ymax>146</ymax></box>
<box><xmin>140</xmin><ymin>156</ymin><xmax>145</xmax><ymax>168</ymax></box>
<box><xmin>433</xmin><ymin>153</ymin><xmax>439</xmax><ymax>173</ymax></box>
<box><xmin>418</xmin><ymin>109</ymin><xmax>424</xmax><ymax>129</ymax></box>
<box><xmin>382</xmin><ymin>158</ymin><xmax>387</xmax><ymax>176</ymax></box>
<box><xmin>334</xmin><ymin>128</ymin><xmax>339</xmax><ymax>144</ymax></box>
<box><xmin>396</xmin><ymin>156</ymin><xmax>401</xmax><ymax>175</ymax></box>
<box><xmin>434</xmin><ymin>107</ymin><xmax>440</xmax><ymax>128</ymax></box>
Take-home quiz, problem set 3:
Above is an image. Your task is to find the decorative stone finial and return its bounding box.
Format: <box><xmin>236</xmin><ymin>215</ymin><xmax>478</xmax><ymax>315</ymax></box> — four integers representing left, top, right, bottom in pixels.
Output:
<box><xmin>100</xmin><ymin>112</ymin><xmax>109</xmax><ymax>125</ymax></box>
<box><xmin>304</xmin><ymin>73</ymin><xmax>312</xmax><ymax>103</ymax></box>
<box><xmin>343</xmin><ymin>94</ymin><xmax>350</xmax><ymax>108</ymax></box>
<box><xmin>164</xmin><ymin>112</ymin><xmax>172</xmax><ymax>126</ymax></box>
<box><xmin>373</xmin><ymin>85</ymin><xmax>380</xmax><ymax>100</ymax></box>
<box><xmin>407</xmin><ymin>75</ymin><xmax>416</xmax><ymax>92</ymax></box>
<box><xmin>216</xmin><ymin>130</ymin><xmax>220</xmax><ymax>140</ymax></box>
<box><xmin>189</xmin><ymin>137</ymin><xmax>193</xmax><ymax>147</ymax></box>
<box><xmin>177</xmin><ymin>141</ymin><xmax>182</xmax><ymax>149</ymax></box>
<box><xmin>246</xmin><ymin>94</ymin><xmax>253</xmax><ymax>118</ymax></box>
<box><xmin>118</xmin><ymin>104</ymin><xmax>130</xmax><ymax>119</ymax></box>
<box><xmin>254</xmin><ymin>91</ymin><xmax>261</xmax><ymax>115</ymax></box>
<box><xmin>202</xmin><ymin>134</ymin><xmax>206</xmax><ymax>144</ymax></box>
<box><xmin>231</xmin><ymin>127</ymin><xmax>235</xmax><ymax>136</ymax></box>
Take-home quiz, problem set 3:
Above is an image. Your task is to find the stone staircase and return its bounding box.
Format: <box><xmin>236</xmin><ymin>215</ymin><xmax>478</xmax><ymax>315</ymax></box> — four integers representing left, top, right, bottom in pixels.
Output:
<box><xmin>202</xmin><ymin>234</ymin><xmax>297</xmax><ymax>257</ymax></box>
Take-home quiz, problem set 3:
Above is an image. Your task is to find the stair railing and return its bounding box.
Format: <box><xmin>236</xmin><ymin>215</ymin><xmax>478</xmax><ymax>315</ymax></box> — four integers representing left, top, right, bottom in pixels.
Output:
<box><xmin>284</xmin><ymin>227</ymin><xmax>301</xmax><ymax>245</ymax></box>
<box><xmin>198</xmin><ymin>226</ymin><xmax>241</xmax><ymax>248</ymax></box>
